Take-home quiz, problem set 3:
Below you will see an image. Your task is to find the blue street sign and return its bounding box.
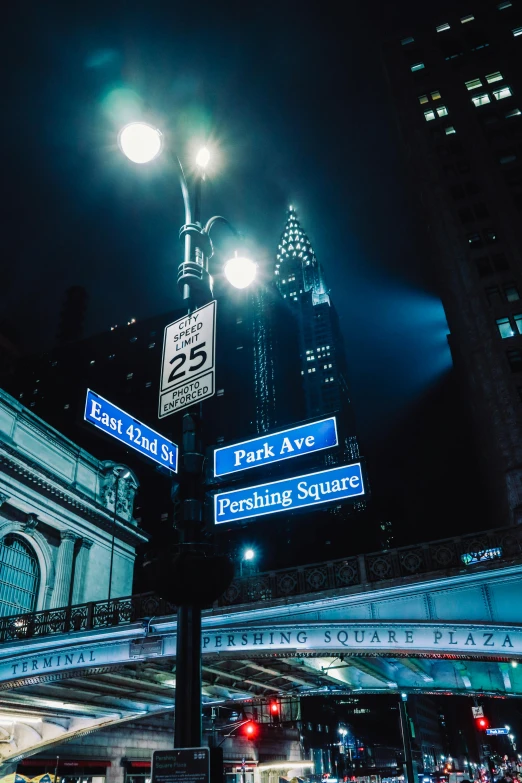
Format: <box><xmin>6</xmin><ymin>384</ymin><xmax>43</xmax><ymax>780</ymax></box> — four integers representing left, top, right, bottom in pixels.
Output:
<box><xmin>214</xmin><ymin>462</ymin><xmax>364</xmax><ymax>525</ymax></box>
<box><xmin>486</xmin><ymin>728</ymin><xmax>509</xmax><ymax>736</ymax></box>
<box><xmin>214</xmin><ymin>416</ymin><xmax>338</xmax><ymax>477</ymax></box>
<box><xmin>84</xmin><ymin>389</ymin><xmax>178</xmax><ymax>473</ymax></box>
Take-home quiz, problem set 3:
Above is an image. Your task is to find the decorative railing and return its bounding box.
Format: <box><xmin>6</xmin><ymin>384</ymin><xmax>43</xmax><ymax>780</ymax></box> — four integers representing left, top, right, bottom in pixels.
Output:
<box><xmin>1</xmin><ymin>525</ymin><xmax>521</xmax><ymax>644</ymax></box>
<box><xmin>217</xmin><ymin>524</ymin><xmax>522</xmax><ymax>606</ymax></box>
<box><xmin>0</xmin><ymin>592</ymin><xmax>174</xmax><ymax>645</ymax></box>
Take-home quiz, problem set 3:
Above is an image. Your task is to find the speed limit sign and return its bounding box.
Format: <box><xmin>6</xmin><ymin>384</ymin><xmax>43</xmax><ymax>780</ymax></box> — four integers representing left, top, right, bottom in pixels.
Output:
<box><xmin>159</xmin><ymin>300</ymin><xmax>216</xmax><ymax>418</ymax></box>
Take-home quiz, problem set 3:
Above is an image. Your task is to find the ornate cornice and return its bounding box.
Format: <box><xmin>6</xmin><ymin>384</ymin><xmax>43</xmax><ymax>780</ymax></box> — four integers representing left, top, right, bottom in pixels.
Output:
<box><xmin>0</xmin><ymin>443</ymin><xmax>148</xmax><ymax>546</ymax></box>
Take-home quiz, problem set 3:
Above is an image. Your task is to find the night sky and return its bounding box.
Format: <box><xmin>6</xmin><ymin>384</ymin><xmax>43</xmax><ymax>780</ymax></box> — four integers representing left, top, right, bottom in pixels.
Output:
<box><xmin>2</xmin><ymin>0</ymin><xmax>487</xmax><ymax>541</ymax></box>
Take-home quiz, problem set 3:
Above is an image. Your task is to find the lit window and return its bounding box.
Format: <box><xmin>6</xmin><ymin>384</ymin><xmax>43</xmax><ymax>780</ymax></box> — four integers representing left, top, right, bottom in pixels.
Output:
<box><xmin>497</xmin><ymin>317</ymin><xmax>515</xmax><ymax>338</ymax></box>
<box><xmin>108</xmin><ymin>354</ymin><xmax>115</xmax><ymax>360</ymax></box>
<box><xmin>424</xmin><ymin>110</ymin><xmax>436</xmax><ymax>121</ymax></box>
<box><xmin>506</xmin><ymin>108</ymin><xmax>522</xmax><ymax>117</ymax></box>
<box><xmin>437</xmin><ymin>105</ymin><xmax>449</xmax><ymax>117</ymax></box>
<box><xmin>217</xmin><ymin>389</ymin><xmax>224</xmax><ymax>397</ymax></box>
<box><xmin>472</xmin><ymin>93</ymin><xmax>491</xmax><ymax>106</ymax></box>
<box><xmin>436</xmin><ymin>22</ymin><xmax>451</xmax><ymax>32</ymax></box>
<box><xmin>145</xmin><ymin>381</ymin><xmax>152</xmax><ymax>388</ymax></box>
<box><xmin>461</xmin><ymin>14</ymin><xmax>475</xmax><ymax>23</ymax></box>
<box><xmin>468</xmin><ymin>232</ymin><xmax>482</xmax><ymax>246</ymax></box>
<box><xmin>486</xmin><ymin>71</ymin><xmax>503</xmax><ymax>84</ymax></box>
<box><xmin>401</xmin><ymin>36</ymin><xmax>414</xmax><ymax>45</ymax></box>
<box><xmin>513</xmin><ymin>26</ymin><xmax>522</xmax><ymax>37</ymax></box>
<box><xmin>411</xmin><ymin>63</ymin><xmax>425</xmax><ymax>72</ymax></box>
<box><xmin>51</xmin><ymin>360</ymin><xmax>58</xmax><ymax>367</ymax></box>
<box><xmin>89</xmin><ymin>360</ymin><xmax>95</xmax><ymax>365</ymax></box>
<box><xmin>431</xmin><ymin>90</ymin><xmax>442</xmax><ymax>100</ymax></box>
<box><xmin>465</xmin><ymin>78</ymin><xmax>482</xmax><ymax>90</ymax></box>
<box><xmin>515</xmin><ymin>315</ymin><xmax>522</xmax><ymax>335</ymax></box>
<box><xmin>64</xmin><ymin>403</ymin><xmax>70</xmax><ymax>410</ymax></box>
<box><xmin>126</xmin><ymin>372</ymin><xmax>134</xmax><ymax>380</ymax></box>
<box><xmin>237</xmin><ymin>345</ymin><xmax>243</xmax><ymax>350</ymax></box>
<box><xmin>493</xmin><ymin>87</ymin><xmax>513</xmax><ymax>100</ymax></box>
<box><xmin>498</xmin><ymin>1</ymin><xmax>512</xmax><ymax>7</ymax></box>
<box><xmin>445</xmin><ymin>126</ymin><xmax>457</xmax><ymax>135</ymax></box>
<box><xmin>419</xmin><ymin>94</ymin><xmax>429</xmax><ymax>104</ymax></box>
<box><xmin>148</xmin><ymin>342</ymin><xmax>155</xmax><ymax>349</ymax></box>
<box><xmin>19</xmin><ymin>393</ymin><xmax>23</xmax><ymax>399</ymax></box>
<box><xmin>505</xmin><ymin>283</ymin><xmax>520</xmax><ymax>302</ymax></box>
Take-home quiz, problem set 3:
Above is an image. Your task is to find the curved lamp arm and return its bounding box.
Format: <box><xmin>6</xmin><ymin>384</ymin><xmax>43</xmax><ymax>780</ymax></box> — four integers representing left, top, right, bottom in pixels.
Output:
<box><xmin>204</xmin><ymin>215</ymin><xmax>241</xmax><ymax>239</ymax></box>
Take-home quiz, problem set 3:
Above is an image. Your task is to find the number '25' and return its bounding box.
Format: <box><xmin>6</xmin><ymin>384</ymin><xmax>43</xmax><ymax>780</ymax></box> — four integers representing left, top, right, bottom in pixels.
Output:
<box><xmin>168</xmin><ymin>343</ymin><xmax>207</xmax><ymax>383</ymax></box>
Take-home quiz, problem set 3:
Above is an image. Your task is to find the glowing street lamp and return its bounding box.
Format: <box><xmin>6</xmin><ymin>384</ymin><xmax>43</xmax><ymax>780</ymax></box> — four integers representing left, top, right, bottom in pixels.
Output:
<box><xmin>243</xmin><ymin>548</ymin><xmax>255</xmax><ymax>561</ymax></box>
<box><xmin>224</xmin><ymin>252</ymin><xmax>257</xmax><ymax>289</ymax></box>
<box><xmin>118</xmin><ymin>122</ymin><xmax>162</xmax><ymax>164</ymax></box>
<box><xmin>196</xmin><ymin>146</ymin><xmax>211</xmax><ymax>168</ymax></box>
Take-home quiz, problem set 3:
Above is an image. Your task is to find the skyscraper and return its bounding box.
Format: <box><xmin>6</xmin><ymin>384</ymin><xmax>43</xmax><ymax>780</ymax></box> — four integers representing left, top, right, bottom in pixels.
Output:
<box><xmin>383</xmin><ymin>0</ymin><xmax>522</xmax><ymax>527</ymax></box>
<box><xmin>275</xmin><ymin>206</ymin><xmax>360</xmax><ymax>464</ymax></box>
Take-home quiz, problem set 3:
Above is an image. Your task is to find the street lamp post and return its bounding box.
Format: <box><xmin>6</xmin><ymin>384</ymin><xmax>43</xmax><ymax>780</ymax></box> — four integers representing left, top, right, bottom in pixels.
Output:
<box><xmin>119</xmin><ymin>122</ymin><xmax>256</xmax><ymax>749</ymax></box>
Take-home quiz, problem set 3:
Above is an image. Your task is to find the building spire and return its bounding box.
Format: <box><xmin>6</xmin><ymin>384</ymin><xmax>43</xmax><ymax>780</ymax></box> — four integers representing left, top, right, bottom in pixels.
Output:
<box><xmin>275</xmin><ymin>206</ymin><xmax>329</xmax><ymax>305</ymax></box>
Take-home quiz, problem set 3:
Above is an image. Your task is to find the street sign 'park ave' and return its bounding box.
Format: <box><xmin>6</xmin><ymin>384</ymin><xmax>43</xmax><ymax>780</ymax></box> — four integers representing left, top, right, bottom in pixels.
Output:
<box><xmin>159</xmin><ymin>300</ymin><xmax>216</xmax><ymax>418</ymax></box>
<box><xmin>84</xmin><ymin>389</ymin><xmax>178</xmax><ymax>473</ymax></box>
<box><xmin>214</xmin><ymin>416</ymin><xmax>338</xmax><ymax>477</ymax></box>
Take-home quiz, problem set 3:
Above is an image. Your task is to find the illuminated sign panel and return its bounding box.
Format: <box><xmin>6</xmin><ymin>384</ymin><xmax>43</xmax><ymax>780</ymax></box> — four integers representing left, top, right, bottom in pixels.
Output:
<box><xmin>486</xmin><ymin>728</ymin><xmax>509</xmax><ymax>736</ymax></box>
<box><xmin>84</xmin><ymin>389</ymin><xmax>178</xmax><ymax>472</ymax></box>
<box><xmin>214</xmin><ymin>462</ymin><xmax>364</xmax><ymax>525</ymax></box>
<box><xmin>213</xmin><ymin>416</ymin><xmax>338</xmax><ymax>477</ymax></box>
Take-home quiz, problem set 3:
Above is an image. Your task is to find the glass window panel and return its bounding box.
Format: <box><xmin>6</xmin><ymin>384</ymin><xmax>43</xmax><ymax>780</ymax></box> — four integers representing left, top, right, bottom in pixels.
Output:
<box><xmin>431</xmin><ymin>90</ymin><xmax>442</xmax><ymax>100</ymax></box>
<box><xmin>497</xmin><ymin>317</ymin><xmax>515</xmax><ymax>338</ymax></box>
<box><xmin>424</xmin><ymin>110</ymin><xmax>436</xmax><ymax>121</ymax></box>
<box><xmin>419</xmin><ymin>94</ymin><xmax>429</xmax><ymax>104</ymax></box>
<box><xmin>437</xmin><ymin>105</ymin><xmax>449</xmax><ymax>117</ymax></box>
<box><xmin>505</xmin><ymin>283</ymin><xmax>520</xmax><ymax>302</ymax></box>
<box><xmin>411</xmin><ymin>63</ymin><xmax>425</xmax><ymax>71</ymax></box>
<box><xmin>461</xmin><ymin>15</ymin><xmax>475</xmax><ymax>23</ymax></box>
<box><xmin>486</xmin><ymin>71</ymin><xmax>503</xmax><ymax>83</ymax></box>
<box><xmin>445</xmin><ymin>126</ymin><xmax>456</xmax><ymax>134</ymax></box>
<box><xmin>506</xmin><ymin>108</ymin><xmax>522</xmax><ymax>117</ymax></box>
<box><xmin>472</xmin><ymin>93</ymin><xmax>491</xmax><ymax>106</ymax></box>
<box><xmin>493</xmin><ymin>87</ymin><xmax>513</xmax><ymax>100</ymax></box>
<box><xmin>512</xmin><ymin>26</ymin><xmax>522</xmax><ymax>36</ymax></box>
<box><xmin>515</xmin><ymin>315</ymin><xmax>522</xmax><ymax>334</ymax></box>
<box><xmin>401</xmin><ymin>36</ymin><xmax>415</xmax><ymax>45</ymax></box>
<box><xmin>436</xmin><ymin>23</ymin><xmax>451</xmax><ymax>32</ymax></box>
<box><xmin>465</xmin><ymin>78</ymin><xmax>483</xmax><ymax>90</ymax></box>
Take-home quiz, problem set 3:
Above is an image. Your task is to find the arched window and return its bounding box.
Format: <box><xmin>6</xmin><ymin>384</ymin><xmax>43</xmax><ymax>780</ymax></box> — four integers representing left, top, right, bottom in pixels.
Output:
<box><xmin>0</xmin><ymin>535</ymin><xmax>40</xmax><ymax>617</ymax></box>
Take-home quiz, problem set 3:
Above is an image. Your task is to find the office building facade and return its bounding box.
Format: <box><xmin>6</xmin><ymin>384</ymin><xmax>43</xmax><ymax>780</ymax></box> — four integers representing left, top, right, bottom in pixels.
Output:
<box><xmin>383</xmin><ymin>0</ymin><xmax>522</xmax><ymax>526</ymax></box>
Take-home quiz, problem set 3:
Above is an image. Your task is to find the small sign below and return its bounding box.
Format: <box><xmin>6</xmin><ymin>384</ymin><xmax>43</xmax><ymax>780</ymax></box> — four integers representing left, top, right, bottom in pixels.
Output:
<box><xmin>159</xmin><ymin>301</ymin><xmax>216</xmax><ymax>418</ymax></box>
<box><xmin>214</xmin><ymin>462</ymin><xmax>365</xmax><ymax>525</ymax></box>
<box><xmin>214</xmin><ymin>416</ymin><xmax>338</xmax><ymax>477</ymax></box>
<box><xmin>472</xmin><ymin>706</ymin><xmax>484</xmax><ymax>718</ymax></box>
<box><xmin>152</xmin><ymin>749</ymin><xmax>209</xmax><ymax>783</ymax></box>
<box><xmin>84</xmin><ymin>390</ymin><xmax>178</xmax><ymax>472</ymax></box>
<box><xmin>486</xmin><ymin>728</ymin><xmax>509</xmax><ymax>736</ymax></box>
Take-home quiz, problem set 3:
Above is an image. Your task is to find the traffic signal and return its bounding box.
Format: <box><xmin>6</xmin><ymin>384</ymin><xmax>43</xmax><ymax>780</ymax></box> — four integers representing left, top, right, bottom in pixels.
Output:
<box><xmin>476</xmin><ymin>716</ymin><xmax>489</xmax><ymax>731</ymax></box>
<box><xmin>269</xmin><ymin>701</ymin><xmax>280</xmax><ymax>723</ymax></box>
<box><xmin>242</xmin><ymin>720</ymin><xmax>258</xmax><ymax>740</ymax></box>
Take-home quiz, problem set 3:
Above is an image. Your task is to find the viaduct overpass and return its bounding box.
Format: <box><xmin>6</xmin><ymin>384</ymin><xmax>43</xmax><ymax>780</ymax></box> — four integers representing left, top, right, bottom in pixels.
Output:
<box><xmin>0</xmin><ymin>524</ymin><xmax>521</xmax><ymax>768</ymax></box>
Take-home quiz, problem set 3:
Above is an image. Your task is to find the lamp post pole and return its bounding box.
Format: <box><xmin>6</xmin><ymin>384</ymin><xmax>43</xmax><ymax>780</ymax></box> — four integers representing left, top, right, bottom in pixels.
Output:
<box><xmin>118</xmin><ymin>123</ymin><xmax>256</xmax><ymax>751</ymax></box>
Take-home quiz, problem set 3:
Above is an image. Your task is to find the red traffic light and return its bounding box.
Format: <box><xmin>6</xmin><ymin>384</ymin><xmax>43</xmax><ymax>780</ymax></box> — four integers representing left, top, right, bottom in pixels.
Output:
<box><xmin>476</xmin><ymin>717</ymin><xmax>489</xmax><ymax>730</ymax></box>
<box><xmin>270</xmin><ymin>702</ymin><xmax>280</xmax><ymax>715</ymax></box>
<box><xmin>243</xmin><ymin>720</ymin><xmax>258</xmax><ymax>739</ymax></box>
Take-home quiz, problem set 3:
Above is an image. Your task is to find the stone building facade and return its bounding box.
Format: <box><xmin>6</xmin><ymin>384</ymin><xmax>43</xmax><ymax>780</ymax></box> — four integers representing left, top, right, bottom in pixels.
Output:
<box><xmin>0</xmin><ymin>388</ymin><xmax>147</xmax><ymax>615</ymax></box>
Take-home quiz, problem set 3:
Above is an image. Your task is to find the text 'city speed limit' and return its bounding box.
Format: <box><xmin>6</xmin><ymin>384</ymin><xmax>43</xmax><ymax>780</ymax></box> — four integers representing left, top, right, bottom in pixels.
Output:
<box><xmin>159</xmin><ymin>300</ymin><xmax>216</xmax><ymax>418</ymax></box>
